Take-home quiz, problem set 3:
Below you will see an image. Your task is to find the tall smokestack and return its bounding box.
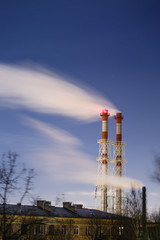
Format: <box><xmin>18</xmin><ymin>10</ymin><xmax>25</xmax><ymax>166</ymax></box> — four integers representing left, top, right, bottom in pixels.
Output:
<box><xmin>101</xmin><ymin>109</ymin><xmax>109</xmax><ymax>141</ymax></box>
<box><xmin>101</xmin><ymin>109</ymin><xmax>110</xmax><ymax>212</ymax></box>
<box><xmin>115</xmin><ymin>112</ymin><xmax>123</xmax><ymax>214</ymax></box>
<box><xmin>142</xmin><ymin>186</ymin><xmax>147</xmax><ymax>240</ymax></box>
<box><xmin>116</xmin><ymin>113</ymin><xmax>123</xmax><ymax>143</ymax></box>
<box><xmin>96</xmin><ymin>111</ymin><xmax>126</xmax><ymax>214</ymax></box>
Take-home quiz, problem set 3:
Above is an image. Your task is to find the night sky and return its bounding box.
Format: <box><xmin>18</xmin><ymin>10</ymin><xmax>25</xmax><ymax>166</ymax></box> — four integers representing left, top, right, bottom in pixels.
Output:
<box><xmin>0</xmin><ymin>1</ymin><xmax>160</xmax><ymax>212</ymax></box>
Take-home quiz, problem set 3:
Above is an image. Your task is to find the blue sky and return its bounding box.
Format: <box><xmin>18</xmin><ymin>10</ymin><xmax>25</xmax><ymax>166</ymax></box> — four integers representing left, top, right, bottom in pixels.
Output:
<box><xmin>0</xmin><ymin>1</ymin><xmax>160</xmax><ymax>212</ymax></box>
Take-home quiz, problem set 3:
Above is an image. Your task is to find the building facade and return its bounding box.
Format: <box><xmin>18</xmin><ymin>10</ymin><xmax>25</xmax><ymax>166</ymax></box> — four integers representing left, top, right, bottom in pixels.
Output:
<box><xmin>0</xmin><ymin>200</ymin><xmax>135</xmax><ymax>240</ymax></box>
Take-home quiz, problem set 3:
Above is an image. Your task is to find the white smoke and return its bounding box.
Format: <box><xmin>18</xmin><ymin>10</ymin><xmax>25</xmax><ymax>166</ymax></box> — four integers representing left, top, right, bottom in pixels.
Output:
<box><xmin>97</xmin><ymin>175</ymin><xmax>144</xmax><ymax>189</ymax></box>
<box><xmin>0</xmin><ymin>64</ymin><xmax>118</xmax><ymax>121</ymax></box>
<box><xmin>22</xmin><ymin>116</ymin><xmax>97</xmax><ymax>183</ymax></box>
<box><xmin>23</xmin><ymin>116</ymin><xmax>143</xmax><ymax>190</ymax></box>
<box><xmin>70</xmin><ymin>172</ymin><xmax>144</xmax><ymax>189</ymax></box>
<box><xmin>23</xmin><ymin>116</ymin><xmax>81</xmax><ymax>146</ymax></box>
<box><xmin>0</xmin><ymin>63</ymin><xmax>143</xmax><ymax>199</ymax></box>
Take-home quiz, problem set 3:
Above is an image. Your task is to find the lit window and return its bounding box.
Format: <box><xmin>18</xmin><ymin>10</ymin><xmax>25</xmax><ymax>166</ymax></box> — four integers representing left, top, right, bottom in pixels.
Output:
<box><xmin>119</xmin><ymin>226</ymin><xmax>124</xmax><ymax>236</ymax></box>
<box><xmin>74</xmin><ymin>226</ymin><xmax>79</xmax><ymax>235</ymax></box>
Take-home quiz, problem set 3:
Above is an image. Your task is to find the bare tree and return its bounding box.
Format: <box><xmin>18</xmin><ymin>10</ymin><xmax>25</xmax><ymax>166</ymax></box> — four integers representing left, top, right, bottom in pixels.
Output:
<box><xmin>123</xmin><ymin>188</ymin><xmax>142</xmax><ymax>239</ymax></box>
<box><xmin>54</xmin><ymin>193</ymin><xmax>65</xmax><ymax>207</ymax></box>
<box><xmin>147</xmin><ymin>209</ymin><xmax>160</xmax><ymax>240</ymax></box>
<box><xmin>87</xmin><ymin>213</ymin><xmax>120</xmax><ymax>240</ymax></box>
<box><xmin>152</xmin><ymin>156</ymin><xmax>160</xmax><ymax>184</ymax></box>
<box><xmin>0</xmin><ymin>152</ymin><xmax>35</xmax><ymax>240</ymax></box>
<box><xmin>150</xmin><ymin>209</ymin><xmax>160</xmax><ymax>223</ymax></box>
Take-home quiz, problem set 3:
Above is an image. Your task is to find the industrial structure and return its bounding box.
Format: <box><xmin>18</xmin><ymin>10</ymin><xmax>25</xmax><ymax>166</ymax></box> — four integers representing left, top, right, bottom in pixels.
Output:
<box><xmin>95</xmin><ymin>110</ymin><xmax>126</xmax><ymax>215</ymax></box>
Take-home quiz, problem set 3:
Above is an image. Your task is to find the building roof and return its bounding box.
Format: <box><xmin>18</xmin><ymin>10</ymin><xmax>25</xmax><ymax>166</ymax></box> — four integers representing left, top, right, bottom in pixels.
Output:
<box><xmin>0</xmin><ymin>202</ymin><xmax>122</xmax><ymax>220</ymax></box>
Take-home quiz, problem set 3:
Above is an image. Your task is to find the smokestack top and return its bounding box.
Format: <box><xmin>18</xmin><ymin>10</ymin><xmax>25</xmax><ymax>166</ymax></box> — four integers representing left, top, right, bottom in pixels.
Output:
<box><xmin>115</xmin><ymin>112</ymin><xmax>123</xmax><ymax>120</ymax></box>
<box><xmin>101</xmin><ymin>109</ymin><xmax>110</xmax><ymax>116</ymax></box>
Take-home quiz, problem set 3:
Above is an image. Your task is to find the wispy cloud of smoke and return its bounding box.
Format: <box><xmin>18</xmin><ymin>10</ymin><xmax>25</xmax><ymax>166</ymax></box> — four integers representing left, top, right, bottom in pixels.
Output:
<box><xmin>23</xmin><ymin>117</ymin><xmax>143</xmax><ymax>190</ymax></box>
<box><xmin>97</xmin><ymin>175</ymin><xmax>144</xmax><ymax>189</ymax></box>
<box><xmin>66</xmin><ymin>191</ymin><xmax>95</xmax><ymax>196</ymax></box>
<box><xmin>23</xmin><ymin>117</ymin><xmax>81</xmax><ymax>146</ymax></box>
<box><xmin>149</xmin><ymin>192</ymin><xmax>159</xmax><ymax>197</ymax></box>
<box><xmin>0</xmin><ymin>63</ymin><xmax>143</xmax><ymax>198</ymax></box>
<box><xmin>0</xmin><ymin>64</ymin><xmax>118</xmax><ymax>121</ymax></box>
<box><xmin>22</xmin><ymin>116</ymin><xmax>97</xmax><ymax>183</ymax></box>
<box><xmin>67</xmin><ymin>171</ymin><xmax>144</xmax><ymax>189</ymax></box>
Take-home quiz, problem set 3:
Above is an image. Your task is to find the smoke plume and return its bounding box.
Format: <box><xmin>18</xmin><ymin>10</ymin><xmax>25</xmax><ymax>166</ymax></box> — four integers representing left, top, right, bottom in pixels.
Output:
<box><xmin>0</xmin><ymin>64</ymin><xmax>118</xmax><ymax>121</ymax></box>
<box><xmin>97</xmin><ymin>175</ymin><xmax>144</xmax><ymax>189</ymax></box>
<box><xmin>69</xmin><ymin>172</ymin><xmax>144</xmax><ymax>190</ymax></box>
<box><xmin>23</xmin><ymin>116</ymin><xmax>143</xmax><ymax>191</ymax></box>
<box><xmin>0</xmin><ymin>63</ymin><xmax>143</xmax><ymax>202</ymax></box>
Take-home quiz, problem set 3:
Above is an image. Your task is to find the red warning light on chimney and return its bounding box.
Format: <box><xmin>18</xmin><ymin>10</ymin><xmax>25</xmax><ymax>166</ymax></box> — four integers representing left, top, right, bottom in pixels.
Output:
<box><xmin>101</xmin><ymin>109</ymin><xmax>109</xmax><ymax>115</ymax></box>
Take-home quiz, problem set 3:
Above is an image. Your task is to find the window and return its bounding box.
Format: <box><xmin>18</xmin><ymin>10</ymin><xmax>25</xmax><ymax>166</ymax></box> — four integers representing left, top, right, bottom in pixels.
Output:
<box><xmin>119</xmin><ymin>226</ymin><xmax>124</xmax><ymax>236</ymax></box>
<box><xmin>74</xmin><ymin>226</ymin><xmax>79</xmax><ymax>235</ymax></box>
<box><xmin>111</xmin><ymin>226</ymin><xmax>119</xmax><ymax>236</ymax></box>
<box><xmin>49</xmin><ymin>225</ymin><xmax>54</xmax><ymax>235</ymax></box>
<box><xmin>21</xmin><ymin>224</ymin><xmax>28</xmax><ymax>234</ymax></box>
<box><xmin>86</xmin><ymin>226</ymin><xmax>91</xmax><ymax>235</ymax></box>
<box><xmin>97</xmin><ymin>226</ymin><xmax>101</xmax><ymax>236</ymax></box>
<box><xmin>61</xmin><ymin>225</ymin><xmax>66</xmax><ymax>235</ymax></box>
<box><xmin>6</xmin><ymin>224</ymin><xmax>12</xmax><ymax>235</ymax></box>
<box><xmin>34</xmin><ymin>224</ymin><xmax>46</xmax><ymax>235</ymax></box>
<box><xmin>29</xmin><ymin>224</ymin><xmax>34</xmax><ymax>235</ymax></box>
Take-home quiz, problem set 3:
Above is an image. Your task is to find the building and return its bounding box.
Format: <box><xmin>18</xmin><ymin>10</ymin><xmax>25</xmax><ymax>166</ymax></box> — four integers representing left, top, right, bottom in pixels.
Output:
<box><xmin>0</xmin><ymin>200</ymin><xmax>135</xmax><ymax>240</ymax></box>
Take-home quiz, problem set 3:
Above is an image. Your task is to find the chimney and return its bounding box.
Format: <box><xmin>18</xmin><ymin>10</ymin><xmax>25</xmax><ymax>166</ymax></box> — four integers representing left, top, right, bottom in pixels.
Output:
<box><xmin>63</xmin><ymin>202</ymin><xmax>76</xmax><ymax>213</ymax></box>
<box><xmin>44</xmin><ymin>201</ymin><xmax>51</xmax><ymax>212</ymax></box>
<box><xmin>115</xmin><ymin>112</ymin><xmax>123</xmax><ymax>215</ymax></box>
<box><xmin>142</xmin><ymin>186</ymin><xmax>147</xmax><ymax>240</ymax></box>
<box><xmin>74</xmin><ymin>204</ymin><xmax>83</xmax><ymax>209</ymax></box>
<box><xmin>100</xmin><ymin>109</ymin><xmax>110</xmax><ymax>212</ymax></box>
<box><xmin>37</xmin><ymin>200</ymin><xmax>45</xmax><ymax>209</ymax></box>
<box><xmin>37</xmin><ymin>200</ymin><xmax>51</xmax><ymax>212</ymax></box>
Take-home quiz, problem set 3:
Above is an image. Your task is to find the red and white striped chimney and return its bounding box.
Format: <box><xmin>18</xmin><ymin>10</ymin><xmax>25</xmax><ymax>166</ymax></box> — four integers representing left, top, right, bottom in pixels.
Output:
<box><xmin>116</xmin><ymin>112</ymin><xmax>123</xmax><ymax>143</ymax></box>
<box><xmin>101</xmin><ymin>109</ymin><xmax>110</xmax><ymax>164</ymax></box>
<box><xmin>115</xmin><ymin>112</ymin><xmax>123</xmax><ymax>214</ymax></box>
<box><xmin>100</xmin><ymin>109</ymin><xmax>110</xmax><ymax>212</ymax></box>
<box><xmin>116</xmin><ymin>113</ymin><xmax>123</xmax><ymax>164</ymax></box>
